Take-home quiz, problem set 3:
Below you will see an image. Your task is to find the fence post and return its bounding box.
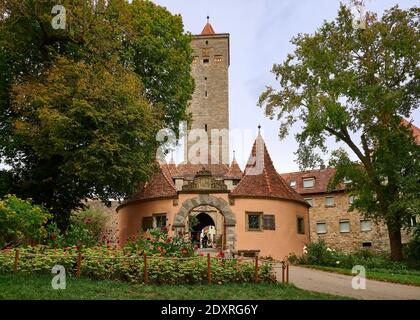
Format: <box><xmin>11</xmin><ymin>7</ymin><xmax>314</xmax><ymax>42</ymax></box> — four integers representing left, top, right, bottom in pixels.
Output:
<box><xmin>13</xmin><ymin>249</ymin><xmax>20</xmax><ymax>273</ymax></box>
<box><xmin>255</xmin><ymin>256</ymin><xmax>259</xmax><ymax>283</ymax></box>
<box><xmin>143</xmin><ymin>253</ymin><xmax>148</xmax><ymax>284</ymax></box>
<box><xmin>207</xmin><ymin>253</ymin><xmax>211</xmax><ymax>285</ymax></box>
<box><xmin>76</xmin><ymin>250</ymin><xmax>82</xmax><ymax>278</ymax></box>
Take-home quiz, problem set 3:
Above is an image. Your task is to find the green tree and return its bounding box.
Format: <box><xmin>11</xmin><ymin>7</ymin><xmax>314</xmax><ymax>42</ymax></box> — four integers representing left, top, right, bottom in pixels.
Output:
<box><xmin>259</xmin><ymin>5</ymin><xmax>419</xmax><ymax>261</ymax></box>
<box><xmin>0</xmin><ymin>194</ymin><xmax>52</xmax><ymax>248</ymax></box>
<box><xmin>0</xmin><ymin>0</ymin><xmax>194</xmax><ymax>229</ymax></box>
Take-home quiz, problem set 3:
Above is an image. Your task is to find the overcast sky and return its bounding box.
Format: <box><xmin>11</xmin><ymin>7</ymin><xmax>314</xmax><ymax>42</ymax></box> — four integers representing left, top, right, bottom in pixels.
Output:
<box><xmin>154</xmin><ymin>0</ymin><xmax>420</xmax><ymax>173</ymax></box>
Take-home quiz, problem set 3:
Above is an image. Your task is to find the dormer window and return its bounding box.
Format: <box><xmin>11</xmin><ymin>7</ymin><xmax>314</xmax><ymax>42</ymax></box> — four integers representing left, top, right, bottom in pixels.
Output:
<box><xmin>290</xmin><ymin>180</ymin><xmax>296</xmax><ymax>188</ymax></box>
<box><xmin>303</xmin><ymin>178</ymin><xmax>315</xmax><ymax>188</ymax></box>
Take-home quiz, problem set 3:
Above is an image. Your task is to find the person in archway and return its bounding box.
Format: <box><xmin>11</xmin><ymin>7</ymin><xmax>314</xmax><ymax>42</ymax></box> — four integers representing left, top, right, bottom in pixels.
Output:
<box><xmin>202</xmin><ymin>233</ymin><xmax>208</xmax><ymax>248</ymax></box>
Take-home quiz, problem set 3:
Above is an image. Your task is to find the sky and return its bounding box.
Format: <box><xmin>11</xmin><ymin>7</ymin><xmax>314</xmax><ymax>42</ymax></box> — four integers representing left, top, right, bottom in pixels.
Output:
<box><xmin>153</xmin><ymin>0</ymin><xmax>420</xmax><ymax>173</ymax></box>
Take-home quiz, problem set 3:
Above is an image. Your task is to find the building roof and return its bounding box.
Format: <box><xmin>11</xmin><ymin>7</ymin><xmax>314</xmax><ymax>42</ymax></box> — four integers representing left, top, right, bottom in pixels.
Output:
<box><xmin>402</xmin><ymin>119</ymin><xmax>420</xmax><ymax>145</ymax></box>
<box><xmin>176</xmin><ymin>163</ymin><xmax>229</xmax><ymax>180</ymax></box>
<box><xmin>131</xmin><ymin>162</ymin><xmax>177</xmax><ymax>201</ymax></box>
<box><xmin>225</xmin><ymin>158</ymin><xmax>243</xmax><ymax>180</ymax></box>
<box><xmin>230</xmin><ymin>133</ymin><xmax>308</xmax><ymax>205</ymax></box>
<box><xmin>279</xmin><ymin>168</ymin><xmax>344</xmax><ymax>195</ymax></box>
<box><xmin>201</xmin><ymin>16</ymin><xmax>216</xmax><ymax>35</ymax></box>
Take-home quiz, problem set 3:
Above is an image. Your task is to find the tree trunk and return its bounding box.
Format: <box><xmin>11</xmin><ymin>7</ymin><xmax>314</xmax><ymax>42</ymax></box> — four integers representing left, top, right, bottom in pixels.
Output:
<box><xmin>387</xmin><ymin>224</ymin><xmax>403</xmax><ymax>261</ymax></box>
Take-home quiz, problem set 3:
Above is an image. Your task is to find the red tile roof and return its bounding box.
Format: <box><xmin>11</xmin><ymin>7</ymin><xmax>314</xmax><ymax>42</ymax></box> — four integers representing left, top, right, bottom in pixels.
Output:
<box><xmin>201</xmin><ymin>21</ymin><xmax>215</xmax><ymax>35</ymax></box>
<box><xmin>230</xmin><ymin>134</ymin><xmax>308</xmax><ymax>205</ymax></box>
<box><xmin>176</xmin><ymin>163</ymin><xmax>229</xmax><ymax>180</ymax></box>
<box><xmin>279</xmin><ymin>168</ymin><xmax>345</xmax><ymax>195</ymax></box>
<box><xmin>225</xmin><ymin>158</ymin><xmax>243</xmax><ymax>179</ymax></box>
<box><xmin>132</xmin><ymin>162</ymin><xmax>177</xmax><ymax>201</ymax></box>
<box><xmin>402</xmin><ymin>119</ymin><xmax>420</xmax><ymax>145</ymax></box>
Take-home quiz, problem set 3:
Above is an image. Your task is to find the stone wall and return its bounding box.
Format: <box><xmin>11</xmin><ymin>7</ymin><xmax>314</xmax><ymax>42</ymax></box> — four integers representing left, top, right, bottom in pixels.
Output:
<box><xmin>187</xmin><ymin>34</ymin><xmax>230</xmax><ymax>164</ymax></box>
<box><xmin>307</xmin><ymin>191</ymin><xmax>413</xmax><ymax>252</ymax></box>
<box><xmin>86</xmin><ymin>200</ymin><xmax>119</xmax><ymax>245</ymax></box>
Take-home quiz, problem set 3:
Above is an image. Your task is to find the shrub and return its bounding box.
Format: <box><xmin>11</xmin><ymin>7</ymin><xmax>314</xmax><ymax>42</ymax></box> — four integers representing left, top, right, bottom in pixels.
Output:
<box><xmin>291</xmin><ymin>240</ymin><xmax>411</xmax><ymax>272</ymax></box>
<box><xmin>70</xmin><ymin>209</ymin><xmax>108</xmax><ymax>241</ymax></box>
<box><xmin>0</xmin><ymin>246</ymin><xmax>276</xmax><ymax>284</ymax></box>
<box><xmin>124</xmin><ymin>227</ymin><xmax>195</xmax><ymax>257</ymax></box>
<box><xmin>46</xmin><ymin>221</ymin><xmax>98</xmax><ymax>248</ymax></box>
<box><xmin>406</xmin><ymin>225</ymin><xmax>420</xmax><ymax>262</ymax></box>
<box><xmin>0</xmin><ymin>195</ymin><xmax>52</xmax><ymax>248</ymax></box>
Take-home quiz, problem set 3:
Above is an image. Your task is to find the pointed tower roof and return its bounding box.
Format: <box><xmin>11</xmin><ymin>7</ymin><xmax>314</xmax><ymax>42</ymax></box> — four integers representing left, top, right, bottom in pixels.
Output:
<box><xmin>168</xmin><ymin>154</ymin><xmax>182</xmax><ymax>177</ymax></box>
<box><xmin>225</xmin><ymin>152</ymin><xmax>243</xmax><ymax>179</ymax></box>
<box><xmin>230</xmin><ymin>131</ymin><xmax>309</xmax><ymax>206</ymax></box>
<box><xmin>201</xmin><ymin>16</ymin><xmax>216</xmax><ymax>35</ymax></box>
<box><xmin>131</xmin><ymin>162</ymin><xmax>177</xmax><ymax>202</ymax></box>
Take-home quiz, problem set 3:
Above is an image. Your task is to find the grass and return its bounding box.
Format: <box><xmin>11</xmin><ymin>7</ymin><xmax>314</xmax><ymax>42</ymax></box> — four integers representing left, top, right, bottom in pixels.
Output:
<box><xmin>300</xmin><ymin>265</ymin><xmax>420</xmax><ymax>287</ymax></box>
<box><xmin>0</xmin><ymin>273</ymin><xmax>350</xmax><ymax>300</ymax></box>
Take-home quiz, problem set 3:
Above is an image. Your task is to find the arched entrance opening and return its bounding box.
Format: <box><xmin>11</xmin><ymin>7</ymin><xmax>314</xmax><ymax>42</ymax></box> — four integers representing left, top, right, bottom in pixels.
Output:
<box><xmin>173</xmin><ymin>194</ymin><xmax>236</xmax><ymax>250</ymax></box>
<box><xmin>190</xmin><ymin>212</ymin><xmax>216</xmax><ymax>248</ymax></box>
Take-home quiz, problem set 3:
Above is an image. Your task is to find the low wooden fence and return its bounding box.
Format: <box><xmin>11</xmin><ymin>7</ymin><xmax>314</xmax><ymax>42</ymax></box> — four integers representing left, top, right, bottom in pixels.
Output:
<box><xmin>10</xmin><ymin>248</ymin><xmax>290</xmax><ymax>284</ymax></box>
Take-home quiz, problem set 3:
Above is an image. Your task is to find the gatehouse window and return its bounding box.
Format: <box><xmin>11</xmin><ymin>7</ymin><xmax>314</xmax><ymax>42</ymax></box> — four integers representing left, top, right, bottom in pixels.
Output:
<box><xmin>263</xmin><ymin>215</ymin><xmax>275</xmax><ymax>230</ymax></box>
<box><xmin>153</xmin><ymin>213</ymin><xmax>167</xmax><ymax>229</ymax></box>
<box><xmin>246</xmin><ymin>212</ymin><xmax>263</xmax><ymax>231</ymax></box>
<box><xmin>142</xmin><ymin>217</ymin><xmax>153</xmax><ymax>231</ymax></box>
<box><xmin>203</xmin><ymin>58</ymin><xmax>209</xmax><ymax>65</ymax></box>
<box><xmin>297</xmin><ymin>217</ymin><xmax>305</xmax><ymax>234</ymax></box>
<box><xmin>214</xmin><ymin>55</ymin><xmax>223</xmax><ymax>63</ymax></box>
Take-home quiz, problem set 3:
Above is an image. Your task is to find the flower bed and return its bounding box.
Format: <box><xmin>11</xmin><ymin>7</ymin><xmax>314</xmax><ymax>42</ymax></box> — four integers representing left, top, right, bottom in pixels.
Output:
<box><xmin>0</xmin><ymin>246</ymin><xmax>276</xmax><ymax>285</ymax></box>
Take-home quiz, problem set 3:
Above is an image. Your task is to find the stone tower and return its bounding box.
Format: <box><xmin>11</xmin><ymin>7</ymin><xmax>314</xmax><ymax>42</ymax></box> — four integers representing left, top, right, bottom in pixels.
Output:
<box><xmin>185</xmin><ymin>17</ymin><xmax>230</xmax><ymax>165</ymax></box>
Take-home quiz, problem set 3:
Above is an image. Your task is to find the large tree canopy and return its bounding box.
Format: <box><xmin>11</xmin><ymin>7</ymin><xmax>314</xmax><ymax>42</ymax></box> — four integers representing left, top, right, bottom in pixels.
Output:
<box><xmin>0</xmin><ymin>0</ymin><xmax>194</xmax><ymax>228</ymax></box>
<box><xmin>259</xmin><ymin>5</ymin><xmax>419</xmax><ymax>260</ymax></box>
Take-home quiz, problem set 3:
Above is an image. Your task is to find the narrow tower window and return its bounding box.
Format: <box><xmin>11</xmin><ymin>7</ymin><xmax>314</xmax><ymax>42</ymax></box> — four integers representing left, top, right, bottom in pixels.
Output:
<box><xmin>205</xmin><ymin>90</ymin><xmax>208</xmax><ymax>97</ymax></box>
<box><xmin>205</xmin><ymin>124</ymin><xmax>208</xmax><ymax>132</ymax></box>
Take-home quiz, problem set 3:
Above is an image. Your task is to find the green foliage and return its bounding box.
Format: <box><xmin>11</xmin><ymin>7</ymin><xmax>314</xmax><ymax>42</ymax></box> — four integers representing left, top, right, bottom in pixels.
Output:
<box><xmin>0</xmin><ymin>274</ymin><xmax>346</xmax><ymax>300</ymax></box>
<box><xmin>290</xmin><ymin>240</ymin><xmax>412</xmax><ymax>273</ymax></box>
<box><xmin>259</xmin><ymin>4</ymin><xmax>420</xmax><ymax>260</ymax></box>
<box><xmin>406</xmin><ymin>225</ymin><xmax>420</xmax><ymax>262</ymax></box>
<box><xmin>70</xmin><ymin>209</ymin><xmax>108</xmax><ymax>241</ymax></box>
<box><xmin>0</xmin><ymin>246</ymin><xmax>276</xmax><ymax>285</ymax></box>
<box><xmin>124</xmin><ymin>228</ymin><xmax>195</xmax><ymax>257</ymax></box>
<box><xmin>0</xmin><ymin>195</ymin><xmax>52</xmax><ymax>248</ymax></box>
<box><xmin>0</xmin><ymin>0</ymin><xmax>194</xmax><ymax>229</ymax></box>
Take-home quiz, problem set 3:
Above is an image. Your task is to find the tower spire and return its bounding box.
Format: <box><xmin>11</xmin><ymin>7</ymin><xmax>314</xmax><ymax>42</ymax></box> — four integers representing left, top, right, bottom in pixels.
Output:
<box><xmin>201</xmin><ymin>16</ymin><xmax>215</xmax><ymax>35</ymax></box>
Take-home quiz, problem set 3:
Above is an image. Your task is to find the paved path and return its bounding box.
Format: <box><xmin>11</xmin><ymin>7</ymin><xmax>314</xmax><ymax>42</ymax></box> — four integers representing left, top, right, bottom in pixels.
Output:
<box><xmin>276</xmin><ymin>265</ymin><xmax>420</xmax><ymax>300</ymax></box>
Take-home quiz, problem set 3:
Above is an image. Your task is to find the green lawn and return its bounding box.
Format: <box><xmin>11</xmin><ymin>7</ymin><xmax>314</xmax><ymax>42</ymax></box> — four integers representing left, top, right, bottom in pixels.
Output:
<box><xmin>0</xmin><ymin>273</ymin><xmax>350</xmax><ymax>300</ymax></box>
<box><xmin>300</xmin><ymin>265</ymin><xmax>420</xmax><ymax>287</ymax></box>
